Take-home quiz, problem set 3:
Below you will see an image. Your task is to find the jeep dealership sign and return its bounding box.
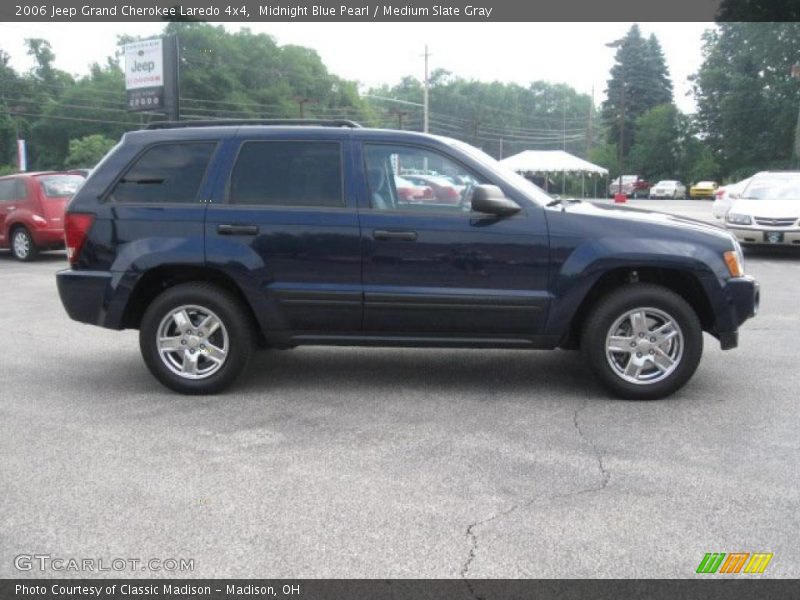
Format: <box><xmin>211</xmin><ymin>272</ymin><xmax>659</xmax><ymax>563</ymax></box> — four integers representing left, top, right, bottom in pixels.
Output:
<box><xmin>124</xmin><ymin>38</ymin><xmax>164</xmax><ymax>111</ymax></box>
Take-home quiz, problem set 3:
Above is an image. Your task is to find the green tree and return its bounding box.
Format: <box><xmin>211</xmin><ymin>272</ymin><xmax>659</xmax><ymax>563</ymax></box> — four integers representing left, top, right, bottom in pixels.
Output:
<box><xmin>717</xmin><ymin>0</ymin><xmax>800</xmax><ymax>20</ymax></box>
<box><xmin>601</xmin><ymin>25</ymin><xmax>674</xmax><ymax>160</ymax></box>
<box><xmin>65</xmin><ymin>134</ymin><xmax>117</xmax><ymax>168</ymax></box>
<box><xmin>628</xmin><ymin>104</ymin><xmax>679</xmax><ymax>181</ymax></box>
<box><xmin>29</xmin><ymin>59</ymin><xmax>136</xmax><ymax>169</ymax></box>
<box><xmin>692</xmin><ymin>22</ymin><xmax>800</xmax><ymax>176</ymax></box>
<box><xmin>0</xmin><ymin>49</ymin><xmax>20</xmax><ymax>168</ymax></box>
<box><xmin>589</xmin><ymin>142</ymin><xmax>619</xmax><ymax>176</ymax></box>
<box><xmin>162</xmin><ymin>22</ymin><xmax>373</xmax><ymax>122</ymax></box>
<box><xmin>369</xmin><ymin>74</ymin><xmax>594</xmax><ymax>159</ymax></box>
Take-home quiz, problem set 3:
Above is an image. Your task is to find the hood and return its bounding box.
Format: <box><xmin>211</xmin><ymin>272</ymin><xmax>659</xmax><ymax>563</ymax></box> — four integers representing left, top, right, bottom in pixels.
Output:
<box><xmin>729</xmin><ymin>198</ymin><xmax>800</xmax><ymax>218</ymax></box>
<box><xmin>553</xmin><ymin>200</ymin><xmax>733</xmax><ymax>243</ymax></box>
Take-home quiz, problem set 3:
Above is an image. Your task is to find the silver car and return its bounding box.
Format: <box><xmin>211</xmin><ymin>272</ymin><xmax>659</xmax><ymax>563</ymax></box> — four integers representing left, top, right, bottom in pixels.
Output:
<box><xmin>649</xmin><ymin>180</ymin><xmax>686</xmax><ymax>199</ymax></box>
<box><xmin>724</xmin><ymin>171</ymin><xmax>800</xmax><ymax>246</ymax></box>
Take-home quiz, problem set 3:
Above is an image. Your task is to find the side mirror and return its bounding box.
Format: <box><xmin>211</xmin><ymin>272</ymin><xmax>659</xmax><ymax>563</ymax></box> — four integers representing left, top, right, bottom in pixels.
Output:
<box><xmin>471</xmin><ymin>185</ymin><xmax>520</xmax><ymax>217</ymax></box>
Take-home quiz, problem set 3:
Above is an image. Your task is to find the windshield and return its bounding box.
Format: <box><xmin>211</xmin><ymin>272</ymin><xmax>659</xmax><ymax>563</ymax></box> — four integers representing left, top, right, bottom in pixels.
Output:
<box><xmin>656</xmin><ymin>181</ymin><xmax>677</xmax><ymax>187</ymax></box>
<box><xmin>696</xmin><ymin>181</ymin><xmax>715</xmax><ymax>187</ymax></box>
<box><xmin>442</xmin><ymin>137</ymin><xmax>553</xmax><ymax>205</ymax></box>
<box><xmin>36</xmin><ymin>174</ymin><xmax>85</xmax><ymax>197</ymax></box>
<box><xmin>741</xmin><ymin>174</ymin><xmax>800</xmax><ymax>200</ymax></box>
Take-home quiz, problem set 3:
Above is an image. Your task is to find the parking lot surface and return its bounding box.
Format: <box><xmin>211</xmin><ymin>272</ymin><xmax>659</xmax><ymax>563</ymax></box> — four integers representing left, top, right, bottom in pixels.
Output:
<box><xmin>1</xmin><ymin>200</ymin><xmax>798</xmax><ymax>578</ymax></box>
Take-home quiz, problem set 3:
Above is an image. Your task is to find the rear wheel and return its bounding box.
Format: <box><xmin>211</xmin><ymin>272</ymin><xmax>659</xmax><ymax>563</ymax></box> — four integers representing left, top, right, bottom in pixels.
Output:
<box><xmin>139</xmin><ymin>283</ymin><xmax>256</xmax><ymax>394</ymax></box>
<box><xmin>581</xmin><ymin>284</ymin><xmax>703</xmax><ymax>400</ymax></box>
<box><xmin>11</xmin><ymin>227</ymin><xmax>37</xmax><ymax>261</ymax></box>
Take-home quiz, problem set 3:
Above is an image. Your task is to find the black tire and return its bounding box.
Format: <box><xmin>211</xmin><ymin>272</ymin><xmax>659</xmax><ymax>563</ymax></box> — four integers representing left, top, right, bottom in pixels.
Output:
<box><xmin>139</xmin><ymin>282</ymin><xmax>256</xmax><ymax>394</ymax></box>
<box><xmin>581</xmin><ymin>284</ymin><xmax>703</xmax><ymax>400</ymax></box>
<box><xmin>11</xmin><ymin>227</ymin><xmax>38</xmax><ymax>261</ymax></box>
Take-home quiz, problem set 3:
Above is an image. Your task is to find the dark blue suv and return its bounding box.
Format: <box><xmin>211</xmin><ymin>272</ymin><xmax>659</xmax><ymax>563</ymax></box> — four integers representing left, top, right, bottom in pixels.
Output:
<box><xmin>56</xmin><ymin>120</ymin><xmax>759</xmax><ymax>399</ymax></box>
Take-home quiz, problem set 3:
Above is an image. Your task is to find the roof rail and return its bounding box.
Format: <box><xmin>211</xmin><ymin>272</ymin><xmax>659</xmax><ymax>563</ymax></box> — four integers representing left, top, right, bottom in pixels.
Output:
<box><xmin>144</xmin><ymin>119</ymin><xmax>363</xmax><ymax>130</ymax></box>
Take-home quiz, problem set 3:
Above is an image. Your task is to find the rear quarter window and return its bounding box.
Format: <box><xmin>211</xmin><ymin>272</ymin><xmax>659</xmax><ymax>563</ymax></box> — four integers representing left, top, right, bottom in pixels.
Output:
<box><xmin>109</xmin><ymin>142</ymin><xmax>216</xmax><ymax>204</ymax></box>
<box><xmin>0</xmin><ymin>179</ymin><xmax>20</xmax><ymax>201</ymax></box>
<box><xmin>37</xmin><ymin>175</ymin><xmax>84</xmax><ymax>198</ymax></box>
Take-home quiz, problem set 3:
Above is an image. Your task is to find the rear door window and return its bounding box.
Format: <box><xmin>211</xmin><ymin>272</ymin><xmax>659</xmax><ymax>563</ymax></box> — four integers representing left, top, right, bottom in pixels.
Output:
<box><xmin>229</xmin><ymin>141</ymin><xmax>343</xmax><ymax>207</ymax></box>
<box><xmin>15</xmin><ymin>179</ymin><xmax>29</xmax><ymax>199</ymax></box>
<box><xmin>109</xmin><ymin>142</ymin><xmax>216</xmax><ymax>204</ymax></box>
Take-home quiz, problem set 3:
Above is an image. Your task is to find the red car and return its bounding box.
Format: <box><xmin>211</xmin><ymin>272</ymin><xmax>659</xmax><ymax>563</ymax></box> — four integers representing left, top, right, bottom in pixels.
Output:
<box><xmin>402</xmin><ymin>174</ymin><xmax>462</xmax><ymax>204</ymax></box>
<box><xmin>0</xmin><ymin>172</ymin><xmax>85</xmax><ymax>261</ymax></box>
<box><xmin>394</xmin><ymin>176</ymin><xmax>434</xmax><ymax>203</ymax></box>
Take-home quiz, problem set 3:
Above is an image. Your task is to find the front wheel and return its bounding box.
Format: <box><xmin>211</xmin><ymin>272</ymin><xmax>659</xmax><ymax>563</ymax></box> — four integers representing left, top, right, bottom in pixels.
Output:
<box><xmin>139</xmin><ymin>283</ymin><xmax>256</xmax><ymax>394</ymax></box>
<box><xmin>581</xmin><ymin>284</ymin><xmax>703</xmax><ymax>400</ymax></box>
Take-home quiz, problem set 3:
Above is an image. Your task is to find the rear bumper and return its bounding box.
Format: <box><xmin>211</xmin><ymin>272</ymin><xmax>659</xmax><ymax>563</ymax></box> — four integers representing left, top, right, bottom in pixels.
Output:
<box><xmin>56</xmin><ymin>269</ymin><xmax>116</xmax><ymax>327</ymax></box>
<box><xmin>716</xmin><ymin>276</ymin><xmax>759</xmax><ymax>350</ymax></box>
<box><xmin>31</xmin><ymin>227</ymin><xmax>64</xmax><ymax>248</ymax></box>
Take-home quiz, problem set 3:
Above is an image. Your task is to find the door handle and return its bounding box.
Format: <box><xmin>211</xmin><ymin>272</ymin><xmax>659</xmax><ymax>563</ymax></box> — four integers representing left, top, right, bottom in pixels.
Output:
<box><xmin>373</xmin><ymin>229</ymin><xmax>417</xmax><ymax>242</ymax></box>
<box><xmin>217</xmin><ymin>224</ymin><xmax>259</xmax><ymax>236</ymax></box>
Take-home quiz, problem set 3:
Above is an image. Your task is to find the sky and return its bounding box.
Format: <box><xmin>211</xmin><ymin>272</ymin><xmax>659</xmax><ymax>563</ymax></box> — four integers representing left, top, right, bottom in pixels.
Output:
<box><xmin>0</xmin><ymin>21</ymin><xmax>714</xmax><ymax>113</ymax></box>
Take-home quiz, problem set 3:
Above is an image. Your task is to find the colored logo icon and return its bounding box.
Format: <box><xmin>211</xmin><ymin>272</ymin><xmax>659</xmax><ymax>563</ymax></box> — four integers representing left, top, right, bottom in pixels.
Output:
<box><xmin>696</xmin><ymin>552</ymin><xmax>773</xmax><ymax>574</ymax></box>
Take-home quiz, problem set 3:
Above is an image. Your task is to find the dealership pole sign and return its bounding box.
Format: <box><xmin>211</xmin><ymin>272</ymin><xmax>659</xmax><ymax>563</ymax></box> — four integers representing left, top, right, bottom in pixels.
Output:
<box><xmin>124</xmin><ymin>38</ymin><xmax>164</xmax><ymax>111</ymax></box>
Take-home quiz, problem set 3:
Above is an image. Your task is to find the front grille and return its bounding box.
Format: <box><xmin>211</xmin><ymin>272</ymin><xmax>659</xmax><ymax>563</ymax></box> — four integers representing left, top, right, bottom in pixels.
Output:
<box><xmin>753</xmin><ymin>216</ymin><xmax>798</xmax><ymax>227</ymax></box>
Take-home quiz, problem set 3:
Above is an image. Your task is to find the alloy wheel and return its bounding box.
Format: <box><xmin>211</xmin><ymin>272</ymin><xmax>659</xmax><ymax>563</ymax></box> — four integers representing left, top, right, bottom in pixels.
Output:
<box><xmin>605</xmin><ymin>307</ymin><xmax>684</xmax><ymax>385</ymax></box>
<box><xmin>12</xmin><ymin>230</ymin><xmax>30</xmax><ymax>259</ymax></box>
<box><xmin>156</xmin><ymin>305</ymin><xmax>229</xmax><ymax>380</ymax></box>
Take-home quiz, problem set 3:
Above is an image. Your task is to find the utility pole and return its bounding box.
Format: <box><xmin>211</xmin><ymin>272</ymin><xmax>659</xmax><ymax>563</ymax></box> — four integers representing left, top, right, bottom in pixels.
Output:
<box><xmin>587</xmin><ymin>85</ymin><xmax>594</xmax><ymax>157</ymax></box>
<box><xmin>295</xmin><ymin>97</ymin><xmax>310</xmax><ymax>119</ymax></box>
<box><xmin>422</xmin><ymin>45</ymin><xmax>430</xmax><ymax>133</ymax></box>
<box><xmin>499</xmin><ymin>138</ymin><xmax>504</xmax><ymax>160</ymax></box>
<box><xmin>619</xmin><ymin>71</ymin><xmax>626</xmax><ymax>195</ymax></box>
<box><xmin>792</xmin><ymin>63</ymin><xmax>800</xmax><ymax>165</ymax></box>
<box><xmin>606</xmin><ymin>37</ymin><xmax>626</xmax><ymax>196</ymax></box>
<box><xmin>391</xmin><ymin>110</ymin><xmax>408</xmax><ymax>130</ymax></box>
<box><xmin>471</xmin><ymin>119</ymin><xmax>480</xmax><ymax>146</ymax></box>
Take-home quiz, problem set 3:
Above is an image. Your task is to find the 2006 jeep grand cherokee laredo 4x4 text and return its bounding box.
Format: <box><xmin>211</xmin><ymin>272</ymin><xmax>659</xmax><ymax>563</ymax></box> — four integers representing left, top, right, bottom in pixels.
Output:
<box><xmin>56</xmin><ymin>120</ymin><xmax>759</xmax><ymax>399</ymax></box>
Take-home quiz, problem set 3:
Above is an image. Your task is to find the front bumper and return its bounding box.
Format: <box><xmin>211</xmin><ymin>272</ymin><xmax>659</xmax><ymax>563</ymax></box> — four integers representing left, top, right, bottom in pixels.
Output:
<box><xmin>690</xmin><ymin>190</ymin><xmax>715</xmax><ymax>198</ymax></box>
<box><xmin>716</xmin><ymin>276</ymin><xmax>760</xmax><ymax>350</ymax></box>
<box><xmin>726</xmin><ymin>226</ymin><xmax>800</xmax><ymax>246</ymax></box>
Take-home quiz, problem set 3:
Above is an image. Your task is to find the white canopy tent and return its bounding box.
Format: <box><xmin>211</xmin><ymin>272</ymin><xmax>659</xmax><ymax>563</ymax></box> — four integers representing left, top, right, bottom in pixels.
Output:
<box><xmin>499</xmin><ymin>150</ymin><xmax>608</xmax><ymax>197</ymax></box>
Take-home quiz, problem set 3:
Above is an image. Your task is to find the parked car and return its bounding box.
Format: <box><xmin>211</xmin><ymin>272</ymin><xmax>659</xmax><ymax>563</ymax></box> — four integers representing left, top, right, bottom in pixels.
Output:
<box><xmin>394</xmin><ymin>176</ymin><xmax>434</xmax><ymax>203</ymax></box>
<box><xmin>649</xmin><ymin>180</ymin><xmax>686</xmax><ymax>199</ymax></box>
<box><xmin>56</xmin><ymin>120</ymin><xmax>758</xmax><ymax>399</ymax></box>
<box><xmin>608</xmin><ymin>175</ymin><xmax>650</xmax><ymax>198</ymax></box>
<box><xmin>0</xmin><ymin>171</ymin><xmax>86</xmax><ymax>261</ymax></box>
<box><xmin>401</xmin><ymin>173</ymin><xmax>462</xmax><ymax>204</ymax></box>
<box><xmin>723</xmin><ymin>171</ymin><xmax>800</xmax><ymax>246</ymax></box>
<box><xmin>689</xmin><ymin>181</ymin><xmax>718</xmax><ymax>199</ymax></box>
<box><xmin>712</xmin><ymin>177</ymin><xmax>752</xmax><ymax>221</ymax></box>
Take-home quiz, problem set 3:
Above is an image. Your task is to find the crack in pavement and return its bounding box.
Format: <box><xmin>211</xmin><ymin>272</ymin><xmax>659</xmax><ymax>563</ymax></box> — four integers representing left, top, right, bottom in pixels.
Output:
<box><xmin>459</xmin><ymin>400</ymin><xmax>610</xmax><ymax>592</ymax></box>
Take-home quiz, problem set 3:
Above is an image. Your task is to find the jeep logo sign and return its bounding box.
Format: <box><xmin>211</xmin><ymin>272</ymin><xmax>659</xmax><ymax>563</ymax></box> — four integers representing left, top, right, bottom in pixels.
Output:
<box><xmin>124</xmin><ymin>38</ymin><xmax>164</xmax><ymax>90</ymax></box>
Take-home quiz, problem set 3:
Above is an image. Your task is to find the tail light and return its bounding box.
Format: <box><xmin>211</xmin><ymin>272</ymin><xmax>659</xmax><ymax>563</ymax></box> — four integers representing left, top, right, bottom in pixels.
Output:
<box><xmin>444</xmin><ymin>186</ymin><xmax>459</xmax><ymax>199</ymax></box>
<box><xmin>64</xmin><ymin>213</ymin><xmax>95</xmax><ymax>265</ymax></box>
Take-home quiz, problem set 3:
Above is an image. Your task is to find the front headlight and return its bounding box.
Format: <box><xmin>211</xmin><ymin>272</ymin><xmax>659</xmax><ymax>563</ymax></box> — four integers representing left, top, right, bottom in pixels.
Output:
<box><xmin>726</xmin><ymin>213</ymin><xmax>752</xmax><ymax>225</ymax></box>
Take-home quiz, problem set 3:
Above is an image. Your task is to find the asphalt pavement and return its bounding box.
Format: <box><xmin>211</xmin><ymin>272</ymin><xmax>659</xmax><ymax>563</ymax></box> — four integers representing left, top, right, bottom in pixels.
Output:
<box><xmin>1</xmin><ymin>199</ymin><xmax>798</xmax><ymax>578</ymax></box>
